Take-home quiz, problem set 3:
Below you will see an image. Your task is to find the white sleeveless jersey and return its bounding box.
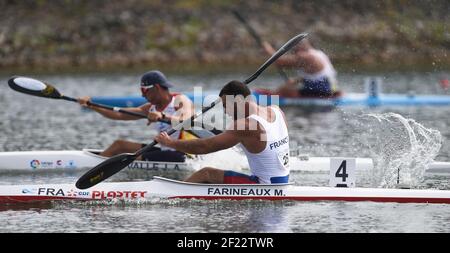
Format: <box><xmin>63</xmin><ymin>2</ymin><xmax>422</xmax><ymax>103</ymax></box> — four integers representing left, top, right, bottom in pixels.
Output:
<box><xmin>149</xmin><ymin>95</ymin><xmax>181</xmax><ymax>151</ymax></box>
<box><xmin>241</xmin><ymin>107</ymin><xmax>290</xmax><ymax>184</ymax></box>
<box><xmin>297</xmin><ymin>49</ymin><xmax>337</xmax><ymax>85</ymax></box>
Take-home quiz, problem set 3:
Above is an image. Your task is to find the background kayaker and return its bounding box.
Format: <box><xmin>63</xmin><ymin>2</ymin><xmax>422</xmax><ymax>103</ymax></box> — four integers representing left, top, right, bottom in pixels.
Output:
<box><xmin>78</xmin><ymin>70</ymin><xmax>194</xmax><ymax>162</ymax></box>
<box><xmin>262</xmin><ymin>39</ymin><xmax>339</xmax><ymax>98</ymax></box>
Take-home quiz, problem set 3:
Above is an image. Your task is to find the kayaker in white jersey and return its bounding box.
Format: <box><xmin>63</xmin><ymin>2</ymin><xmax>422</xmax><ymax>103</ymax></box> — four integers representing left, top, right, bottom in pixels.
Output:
<box><xmin>262</xmin><ymin>39</ymin><xmax>339</xmax><ymax>98</ymax></box>
<box><xmin>156</xmin><ymin>80</ymin><xmax>290</xmax><ymax>184</ymax></box>
<box><xmin>78</xmin><ymin>70</ymin><xmax>194</xmax><ymax>162</ymax></box>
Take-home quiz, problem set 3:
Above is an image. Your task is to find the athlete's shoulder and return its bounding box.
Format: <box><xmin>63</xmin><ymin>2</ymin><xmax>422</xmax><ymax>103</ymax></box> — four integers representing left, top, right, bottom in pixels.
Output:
<box><xmin>268</xmin><ymin>105</ymin><xmax>287</xmax><ymax>125</ymax></box>
<box><xmin>173</xmin><ymin>93</ymin><xmax>192</xmax><ymax>102</ymax></box>
<box><xmin>268</xmin><ymin>104</ymin><xmax>284</xmax><ymax>114</ymax></box>
<box><xmin>139</xmin><ymin>102</ymin><xmax>152</xmax><ymax>110</ymax></box>
<box><xmin>298</xmin><ymin>51</ymin><xmax>316</xmax><ymax>61</ymax></box>
<box><xmin>269</xmin><ymin>104</ymin><xmax>280</xmax><ymax>110</ymax></box>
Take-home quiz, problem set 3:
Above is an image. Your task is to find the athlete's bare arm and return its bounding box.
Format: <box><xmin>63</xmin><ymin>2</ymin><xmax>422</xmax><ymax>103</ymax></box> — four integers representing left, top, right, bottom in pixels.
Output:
<box><xmin>77</xmin><ymin>96</ymin><xmax>150</xmax><ymax>120</ymax></box>
<box><xmin>156</xmin><ymin>130</ymin><xmax>241</xmax><ymax>154</ymax></box>
<box><xmin>155</xmin><ymin>117</ymin><xmax>265</xmax><ymax>155</ymax></box>
<box><xmin>146</xmin><ymin>94</ymin><xmax>194</xmax><ymax>124</ymax></box>
<box><xmin>170</xmin><ymin>94</ymin><xmax>195</xmax><ymax>121</ymax></box>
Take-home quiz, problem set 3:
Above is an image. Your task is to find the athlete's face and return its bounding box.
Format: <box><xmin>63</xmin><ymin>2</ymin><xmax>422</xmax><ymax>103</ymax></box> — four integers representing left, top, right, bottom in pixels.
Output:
<box><xmin>141</xmin><ymin>84</ymin><xmax>162</xmax><ymax>103</ymax></box>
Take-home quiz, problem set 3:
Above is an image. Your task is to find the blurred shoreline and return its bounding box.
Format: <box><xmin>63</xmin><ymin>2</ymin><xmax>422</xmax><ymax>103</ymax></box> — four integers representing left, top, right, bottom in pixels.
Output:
<box><xmin>2</xmin><ymin>61</ymin><xmax>448</xmax><ymax>77</ymax></box>
<box><xmin>1</xmin><ymin>0</ymin><xmax>449</xmax><ymax>74</ymax></box>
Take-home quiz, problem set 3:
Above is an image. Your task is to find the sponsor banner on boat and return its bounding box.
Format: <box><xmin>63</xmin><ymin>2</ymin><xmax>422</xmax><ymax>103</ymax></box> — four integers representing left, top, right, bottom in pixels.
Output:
<box><xmin>21</xmin><ymin>187</ymin><xmax>90</xmax><ymax>198</ymax></box>
<box><xmin>19</xmin><ymin>187</ymin><xmax>148</xmax><ymax>200</ymax></box>
<box><xmin>29</xmin><ymin>159</ymin><xmax>77</xmax><ymax>170</ymax></box>
<box><xmin>92</xmin><ymin>191</ymin><xmax>147</xmax><ymax>199</ymax></box>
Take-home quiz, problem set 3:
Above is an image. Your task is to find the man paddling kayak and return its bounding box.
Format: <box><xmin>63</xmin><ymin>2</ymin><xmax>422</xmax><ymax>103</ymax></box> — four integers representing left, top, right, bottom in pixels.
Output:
<box><xmin>78</xmin><ymin>70</ymin><xmax>194</xmax><ymax>162</ymax></box>
<box><xmin>261</xmin><ymin>39</ymin><xmax>339</xmax><ymax>98</ymax></box>
<box><xmin>155</xmin><ymin>80</ymin><xmax>290</xmax><ymax>184</ymax></box>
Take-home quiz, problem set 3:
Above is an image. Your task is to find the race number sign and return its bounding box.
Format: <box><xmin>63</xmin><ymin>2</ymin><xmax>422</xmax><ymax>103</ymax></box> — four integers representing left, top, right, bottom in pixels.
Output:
<box><xmin>329</xmin><ymin>158</ymin><xmax>356</xmax><ymax>188</ymax></box>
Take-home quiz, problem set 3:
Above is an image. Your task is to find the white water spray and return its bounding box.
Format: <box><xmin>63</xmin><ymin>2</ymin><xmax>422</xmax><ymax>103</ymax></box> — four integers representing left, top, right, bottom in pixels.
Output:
<box><xmin>186</xmin><ymin>147</ymin><xmax>249</xmax><ymax>172</ymax></box>
<box><xmin>358</xmin><ymin>113</ymin><xmax>442</xmax><ymax>188</ymax></box>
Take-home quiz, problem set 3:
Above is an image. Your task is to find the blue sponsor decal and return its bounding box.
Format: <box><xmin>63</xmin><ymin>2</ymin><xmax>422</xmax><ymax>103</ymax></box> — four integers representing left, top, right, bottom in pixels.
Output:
<box><xmin>66</xmin><ymin>160</ymin><xmax>76</xmax><ymax>169</ymax></box>
<box><xmin>22</xmin><ymin>188</ymin><xmax>35</xmax><ymax>194</ymax></box>
<box><xmin>66</xmin><ymin>189</ymin><xmax>90</xmax><ymax>197</ymax></box>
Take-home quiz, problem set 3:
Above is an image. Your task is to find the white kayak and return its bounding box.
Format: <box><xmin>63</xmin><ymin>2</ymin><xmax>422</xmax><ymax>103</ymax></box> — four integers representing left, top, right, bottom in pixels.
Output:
<box><xmin>0</xmin><ymin>149</ymin><xmax>449</xmax><ymax>173</ymax></box>
<box><xmin>1</xmin><ymin>176</ymin><xmax>450</xmax><ymax>204</ymax></box>
<box><xmin>0</xmin><ymin>149</ymin><xmax>189</xmax><ymax>171</ymax></box>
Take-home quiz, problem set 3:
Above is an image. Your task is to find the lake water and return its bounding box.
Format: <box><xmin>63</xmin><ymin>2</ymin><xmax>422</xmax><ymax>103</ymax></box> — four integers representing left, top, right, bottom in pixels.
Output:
<box><xmin>0</xmin><ymin>70</ymin><xmax>449</xmax><ymax>232</ymax></box>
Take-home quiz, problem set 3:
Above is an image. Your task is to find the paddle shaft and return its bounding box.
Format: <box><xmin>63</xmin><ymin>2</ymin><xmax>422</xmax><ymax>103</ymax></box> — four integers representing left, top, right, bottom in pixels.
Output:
<box><xmin>61</xmin><ymin>95</ymin><xmax>222</xmax><ymax>134</ymax></box>
<box><xmin>59</xmin><ymin>95</ymin><xmax>172</xmax><ymax>124</ymax></box>
<box><xmin>232</xmin><ymin>10</ymin><xmax>289</xmax><ymax>81</ymax></box>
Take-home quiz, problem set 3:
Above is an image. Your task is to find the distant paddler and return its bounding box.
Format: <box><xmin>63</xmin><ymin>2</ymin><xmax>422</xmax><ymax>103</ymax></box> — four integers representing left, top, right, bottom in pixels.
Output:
<box><xmin>260</xmin><ymin>39</ymin><xmax>340</xmax><ymax>98</ymax></box>
<box><xmin>156</xmin><ymin>80</ymin><xmax>290</xmax><ymax>184</ymax></box>
<box><xmin>78</xmin><ymin>70</ymin><xmax>194</xmax><ymax>162</ymax></box>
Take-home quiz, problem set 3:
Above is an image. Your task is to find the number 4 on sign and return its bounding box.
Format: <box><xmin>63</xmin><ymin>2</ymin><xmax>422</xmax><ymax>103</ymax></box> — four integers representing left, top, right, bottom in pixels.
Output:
<box><xmin>330</xmin><ymin>158</ymin><xmax>356</xmax><ymax>188</ymax></box>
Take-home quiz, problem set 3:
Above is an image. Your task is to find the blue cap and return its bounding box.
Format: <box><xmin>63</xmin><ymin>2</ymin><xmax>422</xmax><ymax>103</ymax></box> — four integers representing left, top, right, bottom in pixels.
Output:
<box><xmin>140</xmin><ymin>70</ymin><xmax>173</xmax><ymax>88</ymax></box>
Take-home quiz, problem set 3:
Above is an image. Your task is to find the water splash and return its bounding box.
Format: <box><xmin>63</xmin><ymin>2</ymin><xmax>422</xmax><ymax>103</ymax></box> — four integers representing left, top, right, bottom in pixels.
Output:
<box><xmin>358</xmin><ymin>113</ymin><xmax>442</xmax><ymax>188</ymax></box>
<box><xmin>186</xmin><ymin>147</ymin><xmax>249</xmax><ymax>171</ymax></box>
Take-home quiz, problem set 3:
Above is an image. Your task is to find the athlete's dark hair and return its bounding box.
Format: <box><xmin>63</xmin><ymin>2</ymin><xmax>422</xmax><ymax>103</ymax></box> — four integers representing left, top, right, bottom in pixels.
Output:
<box><xmin>219</xmin><ymin>80</ymin><xmax>251</xmax><ymax>97</ymax></box>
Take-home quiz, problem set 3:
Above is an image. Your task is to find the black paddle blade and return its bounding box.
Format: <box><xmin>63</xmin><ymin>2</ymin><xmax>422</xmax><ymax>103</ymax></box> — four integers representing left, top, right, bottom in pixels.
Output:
<box><xmin>8</xmin><ymin>76</ymin><xmax>62</xmax><ymax>99</ymax></box>
<box><xmin>75</xmin><ymin>153</ymin><xmax>137</xmax><ymax>189</ymax></box>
